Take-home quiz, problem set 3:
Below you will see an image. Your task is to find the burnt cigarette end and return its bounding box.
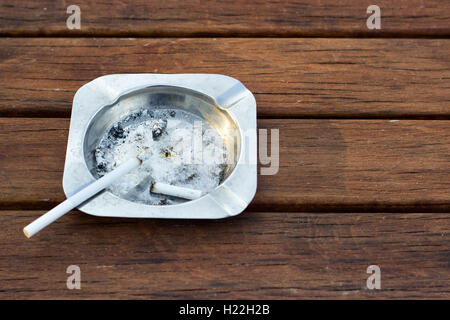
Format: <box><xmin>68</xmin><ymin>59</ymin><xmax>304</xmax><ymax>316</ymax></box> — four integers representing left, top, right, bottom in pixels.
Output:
<box><xmin>152</xmin><ymin>119</ymin><xmax>168</xmax><ymax>139</ymax></box>
<box><xmin>158</xmin><ymin>199</ymin><xmax>169</xmax><ymax>205</ymax></box>
<box><xmin>150</xmin><ymin>182</ymin><xmax>156</xmax><ymax>193</ymax></box>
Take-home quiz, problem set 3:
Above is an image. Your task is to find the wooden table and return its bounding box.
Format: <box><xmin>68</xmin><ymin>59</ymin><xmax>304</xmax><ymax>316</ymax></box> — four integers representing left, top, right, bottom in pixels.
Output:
<box><xmin>0</xmin><ymin>1</ymin><xmax>449</xmax><ymax>299</ymax></box>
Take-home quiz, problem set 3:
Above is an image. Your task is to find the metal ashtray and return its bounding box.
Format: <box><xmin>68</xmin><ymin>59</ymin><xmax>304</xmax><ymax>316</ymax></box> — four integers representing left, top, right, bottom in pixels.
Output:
<box><xmin>63</xmin><ymin>74</ymin><xmax>257</xmax><ymax>219</ymax></box>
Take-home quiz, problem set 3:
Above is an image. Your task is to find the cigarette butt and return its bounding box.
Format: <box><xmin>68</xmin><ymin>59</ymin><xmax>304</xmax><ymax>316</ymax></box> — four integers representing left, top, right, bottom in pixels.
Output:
<box><xmin>150</xmin><ymin>182</ymin><xmax>202</xmax><ymax>200</ymax></box>
<box><xmin>23</xmin><ymin>156</ymin><xmax>142</xmax><ymax>238</ymax></box>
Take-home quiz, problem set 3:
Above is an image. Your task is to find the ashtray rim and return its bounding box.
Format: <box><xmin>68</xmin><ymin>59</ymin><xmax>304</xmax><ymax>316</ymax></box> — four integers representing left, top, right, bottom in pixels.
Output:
<box><xmin>63</xmin><ymin>73</ymin><xmax>257</xmax><ymax>219</ymax></box>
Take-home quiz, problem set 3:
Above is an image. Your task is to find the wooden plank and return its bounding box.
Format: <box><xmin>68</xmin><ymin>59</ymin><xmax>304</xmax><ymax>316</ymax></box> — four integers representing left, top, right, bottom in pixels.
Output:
<box><xmin>1</xmin><ymin>210</ymin><xmax>448</xmax><ymax>299</ymax></box>
<box><xmin>0</xmin><ymin>38</ymin><xmax>449</xmax><ymax>118</ymax></box>
<box><xmin>0</xmin><ymin>1</ymin><xmax>449</xmax><ymax>37</ymax></box>
<box><xmin>1</xmin><ymin>118</ymin><xmax>449</xmax><ymax>211</ymax></box>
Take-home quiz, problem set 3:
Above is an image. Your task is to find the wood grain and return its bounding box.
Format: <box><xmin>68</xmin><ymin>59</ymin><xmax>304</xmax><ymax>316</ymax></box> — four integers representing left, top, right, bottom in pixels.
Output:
<box><xmin>1</xmin><ymin>2</ymin><xmax>449</xmax><ymax>300</ymax></box>
<box><xmin>0</xmin><ymin>1</ymin><xmax>449</xmax><ymax>37</ymax></box>
<box><xmin>0</xmin><ymin>38</ymin><xmax>449</xmax><ymax>118</ymax></box>
<box><xmin>1</xmin><ymin>118</ymin><xmax>449</xmax><ymax>212</ymax></box>
<box><xmin>1</xmin><ymin>210</ymin><xmax>448</xmax><ymax>299</ymax></box>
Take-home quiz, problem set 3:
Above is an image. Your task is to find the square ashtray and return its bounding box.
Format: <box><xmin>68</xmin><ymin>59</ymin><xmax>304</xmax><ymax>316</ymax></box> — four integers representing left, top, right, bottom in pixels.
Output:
<box><xmin>63</xmin><ymin>74</ymin><xmax>257</xmax><ymax>219</ymax></box>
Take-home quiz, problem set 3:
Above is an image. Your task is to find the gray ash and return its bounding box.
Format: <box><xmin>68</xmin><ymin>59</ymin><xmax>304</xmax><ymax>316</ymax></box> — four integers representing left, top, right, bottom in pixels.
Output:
<box><xmin>108</xmin><ymin>123</ymin><xmax>126</xmax><ymax>139</ymax></box>
<box><xmin>94</xmin><ymin>107</ymin><xmax>228</xmax><ymax>205</ymax></box>
<box><xmin>152</xmin><ymin>119</ymin><xmax>168</xmax><ymax>139</ymax></box>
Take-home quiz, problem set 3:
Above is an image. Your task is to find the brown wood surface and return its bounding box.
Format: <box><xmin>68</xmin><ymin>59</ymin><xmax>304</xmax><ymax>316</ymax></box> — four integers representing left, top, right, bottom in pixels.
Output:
<box><xmin>1</xmin><ymin>118</ymin><xmax>449</xmax><ymax>212</ymax></box>
<box><xmin>0</xmin><ymin>1</ymin><xmax>449</xmax><ymax>37</ymax></box>
<box><xmin>0</xmin><ymin>0</ymin><xmax>449</xmax><ymax>301</ymax></box>
<box><xmin>1</xmin><ymin>210</ymin><xmax>449</xmax><ymax>299</ymax></box>
<box><xmin>0</xmin><ymin>38</ymin><xmax>449</xmax><ymax>118</ymax></box>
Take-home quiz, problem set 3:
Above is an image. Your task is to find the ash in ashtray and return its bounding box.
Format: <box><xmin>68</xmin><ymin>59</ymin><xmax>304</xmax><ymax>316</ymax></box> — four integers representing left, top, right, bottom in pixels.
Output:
<box><xmin>94</xmin><ymin>108</ymin><xmax>227</xmax><ymax>205</ymax></box>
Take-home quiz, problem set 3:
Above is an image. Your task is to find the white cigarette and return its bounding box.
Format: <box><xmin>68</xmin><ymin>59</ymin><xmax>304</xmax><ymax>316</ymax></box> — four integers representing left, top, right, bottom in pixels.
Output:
<box><xmin>23</xmin><ymin>157</ymin><xmax>142</xmax><ymax>238</ymax></box>
<box><xmin>150</xmin><ymin>182</ymin><xmax>202</xmax><ymax>200</ymax></box>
